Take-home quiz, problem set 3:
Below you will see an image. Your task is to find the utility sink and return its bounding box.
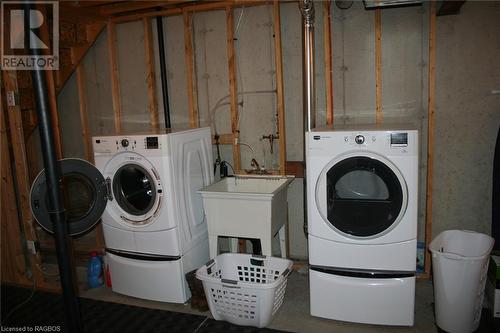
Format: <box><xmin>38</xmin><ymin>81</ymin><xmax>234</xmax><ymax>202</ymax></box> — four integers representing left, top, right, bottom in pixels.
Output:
<box><xmin>199</xmin><ymin>175</ymin><xmax>294</xmax><ymax>258</ymax></box>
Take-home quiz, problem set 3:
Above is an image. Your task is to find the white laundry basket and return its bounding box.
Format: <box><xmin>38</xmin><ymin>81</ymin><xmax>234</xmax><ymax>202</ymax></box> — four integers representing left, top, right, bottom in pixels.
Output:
<box><xmin>430</xmin><ymin>230</ymin><xmax>494</xmax><ymax>333</ymax></box>
<box><xmin>196</xmin><ymin>253</ymin><xmax>293</xmax><ymax>328</ymax></box>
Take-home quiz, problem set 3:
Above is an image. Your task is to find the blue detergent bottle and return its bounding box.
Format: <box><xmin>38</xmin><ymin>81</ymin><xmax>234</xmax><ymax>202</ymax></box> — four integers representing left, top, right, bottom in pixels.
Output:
<box><xmin>88</xmin><ymin>251</ymin><xmax>103</xmax><ymax>288</ymax></box>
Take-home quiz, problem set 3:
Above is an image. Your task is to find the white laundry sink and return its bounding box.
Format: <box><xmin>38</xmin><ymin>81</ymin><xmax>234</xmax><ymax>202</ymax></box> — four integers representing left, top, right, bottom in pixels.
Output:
<box><xmin>199</xmin><ymin>175</ymin><xmax>294</xmax><ymax>258</ymax></box>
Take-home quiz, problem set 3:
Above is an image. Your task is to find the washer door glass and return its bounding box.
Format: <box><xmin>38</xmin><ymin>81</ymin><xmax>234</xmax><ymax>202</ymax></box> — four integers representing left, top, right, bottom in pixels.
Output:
<box><xmin>30</xmin><ymin>159</ymin><xmax>108</xmax><ymax>237</ymax></box>
<box><xmin>112</xmin><ymin>164</ymin><xmax>156</xmax><ymax>216</ymax></box>
<box><xmin>325</xmin><ymin>156</ymin><xmax>404</xmax><ymax>237</ymax></box>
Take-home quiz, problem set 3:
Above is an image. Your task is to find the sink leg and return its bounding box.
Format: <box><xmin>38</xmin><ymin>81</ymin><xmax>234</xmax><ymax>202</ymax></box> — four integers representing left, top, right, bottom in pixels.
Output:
<box><xmin>261</xmin><ymin>238</ymin><xmax>272</xmax><ymax>257</ymax></box>
<box><xmin>209</xmin><ymin>235</ymin><xmax>219</xmax><ymax>258</ymax></box>
<box><xmin>230</xmin><ymin>237</ymin><xmax>239</xmax><ymax>253</ymax></box>
<box><xmin>279</xmin><ymin>225</ymin><xmax>287</xmax><ymax>258</ymax></box>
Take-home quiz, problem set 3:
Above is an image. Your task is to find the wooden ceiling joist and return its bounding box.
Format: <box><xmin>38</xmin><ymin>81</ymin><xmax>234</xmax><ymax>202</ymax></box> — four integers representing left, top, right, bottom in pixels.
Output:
<box><xmin>99</xmin><ymin>1</ymin><xmax>192</xmax><ymax>15</ymax></box>
<box><xmin>110</xmin><ymin>0</ymin><xmax>274</xmax><ymax>23</ymax></box>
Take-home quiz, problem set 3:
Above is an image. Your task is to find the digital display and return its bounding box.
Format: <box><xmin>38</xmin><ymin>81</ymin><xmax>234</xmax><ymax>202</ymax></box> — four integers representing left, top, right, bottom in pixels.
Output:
<box><xmin>390</xmin><ymin>133</ymin><xmax>408</xmax><ymax>146</ymax></box>
<box><xmin>146</xmin><ymin>137</ymin><xmax>159</xmax><ymax>149</ymax></box>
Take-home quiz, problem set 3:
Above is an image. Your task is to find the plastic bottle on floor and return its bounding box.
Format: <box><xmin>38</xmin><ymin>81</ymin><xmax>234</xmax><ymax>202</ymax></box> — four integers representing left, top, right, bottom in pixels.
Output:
<box><xmin>88</xmin><ymin>251</ymin><xmax>103</xmax><ymax>288</ymax></box>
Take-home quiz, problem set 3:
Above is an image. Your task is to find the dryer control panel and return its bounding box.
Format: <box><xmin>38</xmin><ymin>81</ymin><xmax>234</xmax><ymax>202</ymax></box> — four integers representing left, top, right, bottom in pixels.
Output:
<box><xmin>308</xmin><ymin>129</ymin><xmax>418</xmax><ymax>157</ymax></box>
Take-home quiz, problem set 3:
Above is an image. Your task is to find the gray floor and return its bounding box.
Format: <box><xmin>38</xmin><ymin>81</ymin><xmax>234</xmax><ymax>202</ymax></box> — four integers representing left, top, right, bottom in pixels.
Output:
<box><xmin>79</xmin><ymin>268</ymin><xmax>437</xmax><ymax>333</ymax></box>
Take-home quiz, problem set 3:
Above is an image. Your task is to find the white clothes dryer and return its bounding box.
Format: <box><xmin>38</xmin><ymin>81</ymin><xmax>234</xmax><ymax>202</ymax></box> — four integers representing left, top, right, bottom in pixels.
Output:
<box><xmin>306</xmin><ymin>125</ymin><xmax>418</xmax><ymax>326</ymax></box>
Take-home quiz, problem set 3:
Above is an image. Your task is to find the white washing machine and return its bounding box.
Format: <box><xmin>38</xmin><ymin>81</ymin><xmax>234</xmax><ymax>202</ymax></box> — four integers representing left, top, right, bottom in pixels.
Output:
<box><xmin>91</xmin><ymin>127</ymin><xmax>214</xmax><ymax>303</ymax></box>
<box><xmin>306</xmin><ymin>125</ymin><xmax>418</xmax><ymax>326</ymax></box>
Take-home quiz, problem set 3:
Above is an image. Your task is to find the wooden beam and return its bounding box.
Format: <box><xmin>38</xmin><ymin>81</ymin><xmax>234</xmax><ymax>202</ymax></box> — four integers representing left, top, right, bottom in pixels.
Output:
<box><xmin>375</xmin><ymin>8</ymin><xmax>382</xmax><ymax>124</ymax></box>
<box><xmin>273</xmin><ymin>0</ymin><xmax>286</xmax><ymax>175</ymax></box>
<box><xmin>226</xmin><ymin>6</ymin><xmax>241</xmax><ymax>172</ymax></box>
<box><xmin>324</xmin><ymin>0</ymin><xmax>334</xmax><ymax>126</ymax></box>
<box><xmin>143</xmin><ymin>18</ymin><xmax>160</xmax><ymax>131</ymax></box>
<box><xmin>111</xmin><ymin>7</ymin><xmax>182</xmax><ymax>23</ymax></box>
<box><xmin>75</xmin><ymin>64</ymin><xmax>105</xmax><ymax>251</ymax></box>
<box><xmin>100</xmin><ymin>1</ymin><xmax>187</xmax><ymax>15</ymax></box>
<box><xmin>425</xmin><ymin>1</ymin><xmax>437</xmax><ymax>277</ymax></box>
<box><xmin>183</xmin><ymin>11</ymin><xmax>199</xmax><ymax>128</ymax></box>
<box><xmin>2</xmin><ymin>71</ymin><xmax>57</xmax><ymax>291</ymax></box>
<box><xmin>107</xmin><ymin>22</ymin><xmax>123</xmax><ymax>134</ymax></box>
<box><xmin>110</xmin><ymin>1</ymin><xmax>273</xmax><ymax>24</ymax></box>
<box><xmin>1</xmin><ymin>107</ymin><xmax>31</xmax><ymax>286</ymax></box>
<box><xmin>76</xmin><ymin>65</ymin><xmax>93</xmax><ymax>162</ymax></box>
<box><xmin>56</xmin><ymin>22</ymin><xmax>107</xmax><ymax>94</ymax></box>
<box><xmin>212</xmin><ymin>133</ymin><xmax>234</xmax><ymax>145</ymax></box>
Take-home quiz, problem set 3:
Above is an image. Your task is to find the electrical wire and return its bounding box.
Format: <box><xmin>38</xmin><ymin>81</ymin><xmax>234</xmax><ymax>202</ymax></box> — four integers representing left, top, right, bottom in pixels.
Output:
<box><xmin>238</xmin><ymin>142</ymin><xmax>255</xmax><ymax>156</ymax></box>
<box><xmin>224</xmin><ymin>161</ymin><xmax>236</xmax><ymax>175</ymax></box>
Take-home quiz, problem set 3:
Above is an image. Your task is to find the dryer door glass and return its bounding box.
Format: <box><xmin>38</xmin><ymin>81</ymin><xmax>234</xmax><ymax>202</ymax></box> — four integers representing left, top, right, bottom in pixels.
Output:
<box><xmin>326</xmin><ymin>156</ymin><xmax>403</xmax><ymax>237</ymax></box>
<box><xmin>113</xmin><ymin>164</ymin><xmax>157</xmax><ymax>216</ymax></box>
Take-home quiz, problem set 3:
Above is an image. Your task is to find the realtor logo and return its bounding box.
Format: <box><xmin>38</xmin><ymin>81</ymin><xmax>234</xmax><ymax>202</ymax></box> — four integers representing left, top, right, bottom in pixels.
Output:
<box><xmin>1</xmin><ymin>1</ymin><xmax>59</xmax><ymax>70</ymax></box>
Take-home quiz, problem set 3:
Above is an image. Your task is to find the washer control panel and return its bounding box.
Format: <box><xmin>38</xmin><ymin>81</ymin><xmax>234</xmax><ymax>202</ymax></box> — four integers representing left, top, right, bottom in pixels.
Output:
<box><xmin>354</xmin><ymin>135</ymin><xmax>365</xmax><ymax>145</ymax></box>
<box><xmin>93</xmin><ymin>136</ymin><xmax>163</xmax><ymax>154</ymax></box>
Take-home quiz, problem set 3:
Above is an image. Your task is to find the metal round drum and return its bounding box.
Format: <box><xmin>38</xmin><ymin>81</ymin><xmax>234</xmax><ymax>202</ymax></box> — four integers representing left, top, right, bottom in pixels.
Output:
<box><xmin>30</xmin><ymin>158</ymin><xmax>107</xmax><ymax>236</ymax></box>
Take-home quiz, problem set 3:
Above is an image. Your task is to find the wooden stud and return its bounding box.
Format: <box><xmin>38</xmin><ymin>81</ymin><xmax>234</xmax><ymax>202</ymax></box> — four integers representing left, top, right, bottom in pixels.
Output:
<box><xmin>107</xmin><ymin>21</ymin><xmax>123</xmax><ymax>134</ymax></box>
<box><xmin>1</xmin><ymin>108</ymin><xmax>31</xmax><ymax>286</ymax></box>
<box><xmin>226</xmin><ymin>6</ymin><xmax>241</xmax><ymax>172</ymax></box>
<box><xmin>75</xmin><ymin>64</ymin><xmax>105</xmax><ymax>250</ymax></box>
<box><xmin>76</xmin><ymin>65</ymin><xmax>93</xmax><ymax>162</ymax></box>
<box><xmin>425</xmin><ymin>1</ymin><xmax>437</xmax><ymax>277</ymax></box>
<box><xmin>183</xmin><ymin>11</ymin><xmax>199</xmax><ymax>128</ymax></box>
<box><xmin>143</xmin><ymin>18</ymin><xmax>160</xmax><ymax>131</ymax></box>
<box><xmin>273</xmin><ymin>1</ymin><xmax>286</xmax><ymax>175</ymax></box>
<box><xmin>2</xmin><ymin>71</ymin><xmax>58</xmax><ymax>291</ymax></box>
<box><xmin>375</xmin><ymin>8</ymin><xmax>382</xmax><ymax>124</ymax></box>
<box><xmin>324</xmin><ymin>0</ymin><xmax>334</xmax><ymax>126</ymax></box>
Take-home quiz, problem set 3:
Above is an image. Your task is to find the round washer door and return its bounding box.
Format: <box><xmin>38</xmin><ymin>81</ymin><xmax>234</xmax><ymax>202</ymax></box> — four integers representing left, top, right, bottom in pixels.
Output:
<box><xmin>103</xmin><ymin>152</ymin><xmax>163</xmax><ymax>226</ymax></box>
<box><xmin>30</xmin><ymin>158</ymin><xmax>108</xmax><ymax>237</ymax></box>
<box><xmin>315</xmin><ymin>151</ymin><xmax>408</xmax><ymax>239</ymax></box>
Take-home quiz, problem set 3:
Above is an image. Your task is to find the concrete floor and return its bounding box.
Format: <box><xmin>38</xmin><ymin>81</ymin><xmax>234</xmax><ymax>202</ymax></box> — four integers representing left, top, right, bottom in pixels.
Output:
<box><xmin>79</xmin><ymin>268</ymin><xmax>437</xmax><ymax>333</ymax></box>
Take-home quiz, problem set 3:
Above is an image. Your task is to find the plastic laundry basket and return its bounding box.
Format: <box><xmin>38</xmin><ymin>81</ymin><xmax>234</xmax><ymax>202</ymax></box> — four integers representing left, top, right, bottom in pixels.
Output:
<box><xmin>196</xmin><ymin>253</ymin><xmax>293</xmax><ymax>328</ymax></box>
<box><xmin>430</xmin><ymin>230</ymin><xmax>494</xmax><ymax>333</ymax></box>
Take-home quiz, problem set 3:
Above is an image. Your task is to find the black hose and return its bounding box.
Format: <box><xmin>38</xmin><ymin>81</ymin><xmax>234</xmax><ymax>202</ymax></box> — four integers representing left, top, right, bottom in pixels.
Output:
<box><xmin>26</xmin><ymin>3</ymin><xmax>82</xmax><ymax>331</ymax></box>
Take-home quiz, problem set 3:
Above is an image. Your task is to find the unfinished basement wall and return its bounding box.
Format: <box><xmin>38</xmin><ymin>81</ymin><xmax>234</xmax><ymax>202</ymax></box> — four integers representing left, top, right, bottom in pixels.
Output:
<box><xmin>55</xmin><ymin>1</ymin><xmax>499</xmax><ymax>261</ymax></box>
<box><xmin>433</xmin><ymin>1</ymin><xmax>500</xmax><ymax>236</ymax></box>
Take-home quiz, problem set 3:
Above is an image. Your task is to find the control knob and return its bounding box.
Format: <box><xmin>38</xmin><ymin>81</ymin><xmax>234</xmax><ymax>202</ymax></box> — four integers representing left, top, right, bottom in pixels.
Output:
<box><xmin>355</xmin><ymin>135</ymin><xmax>365</xmax><ymax>145</ymax></box>
<box><xmin>121</xmin><ymin>139</ymin><xmax>129</xmax><ymax>147</ymax></box>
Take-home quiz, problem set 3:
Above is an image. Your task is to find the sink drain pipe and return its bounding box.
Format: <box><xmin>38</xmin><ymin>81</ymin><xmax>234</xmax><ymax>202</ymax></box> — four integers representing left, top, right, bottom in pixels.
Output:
<box><xmin>299</xmin><ymin>0</ymin><xmax>315</xmax><ymax>235</ymax></box>
<box><xmin>156</xmin><ymin>16</ymin><xmax>171</xmax><ymax>129</ymax></box>
<box><xmin>26</xmin><ymin>3</ymin><xmax>82</xmax><ymax>332</ymax></box>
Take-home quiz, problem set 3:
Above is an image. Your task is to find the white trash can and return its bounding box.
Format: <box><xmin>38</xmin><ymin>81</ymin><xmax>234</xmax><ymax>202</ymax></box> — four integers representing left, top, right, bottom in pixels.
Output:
<box><xmin>430</xmin><ymin>230</ymin><xmax>494</xmax><ymax>333</ymax></box>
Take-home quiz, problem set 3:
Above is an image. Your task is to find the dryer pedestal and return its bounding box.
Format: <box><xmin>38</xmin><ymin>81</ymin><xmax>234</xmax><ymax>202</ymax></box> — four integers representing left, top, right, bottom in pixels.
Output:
<box><xmin>310</xmin><ymin>268</ymin><xmax>415</xmax><ymax>326</ymax></box>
